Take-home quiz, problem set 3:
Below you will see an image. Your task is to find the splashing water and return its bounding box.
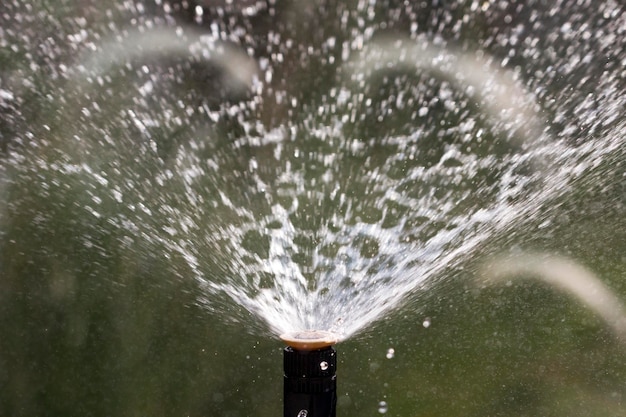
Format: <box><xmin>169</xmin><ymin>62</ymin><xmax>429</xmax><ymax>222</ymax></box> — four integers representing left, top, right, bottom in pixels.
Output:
<box><xmin>1</xmin><ymin>1</ymin><xmax>624</xmax><ymax>342</ymax></box>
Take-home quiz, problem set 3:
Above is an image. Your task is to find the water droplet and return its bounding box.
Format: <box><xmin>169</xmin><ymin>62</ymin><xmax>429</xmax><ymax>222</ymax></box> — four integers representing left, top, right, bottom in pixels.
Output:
<box><xmin>378</xmin><ymin>401</ymin><xmax>388</xmax><ymax>414</ymax></box>
<box><xmin>319</xmin><ymin>361</ymin><xmax>328</xmax><ymax>371</ymax></box>
<box><xmin>297</xmin><ymin>410</ymin><xmax>308</xmax><ymax>417</ymax></box>
<box><xmin>385</xmin><ymin>348</ymin><xmax>395</xmax><ymax>359</ymax></box>
<box><xmin>423</xmin><ymin>317</ymin><xmax>431</xmax><ymax>328</ymax></box>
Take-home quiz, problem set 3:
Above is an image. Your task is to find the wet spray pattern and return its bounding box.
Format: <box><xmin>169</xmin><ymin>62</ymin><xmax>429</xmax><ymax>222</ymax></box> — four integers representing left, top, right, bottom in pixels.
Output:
<box><xmin>1</xmin><ymin>0</ymin><xmax>624</xmax><ymax>342</ymax></box>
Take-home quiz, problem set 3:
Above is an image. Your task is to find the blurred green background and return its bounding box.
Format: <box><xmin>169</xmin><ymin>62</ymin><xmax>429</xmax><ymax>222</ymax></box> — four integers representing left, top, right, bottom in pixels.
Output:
<box><xmin>1</xmin><ymin>1</ymin><xmax>625</xmax><ymax>416</ymax></box>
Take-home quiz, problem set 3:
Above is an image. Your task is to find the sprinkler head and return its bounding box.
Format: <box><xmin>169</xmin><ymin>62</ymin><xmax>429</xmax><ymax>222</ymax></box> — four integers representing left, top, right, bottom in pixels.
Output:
<box><xmin>280</xmin><ymin>330</ymin><xmax>340</xmax><ymax>350</ymax></box>
<box><xmin>282</xmin><ymin>331</ymin><xmax>339</xmax><ymax>417</ymax></box>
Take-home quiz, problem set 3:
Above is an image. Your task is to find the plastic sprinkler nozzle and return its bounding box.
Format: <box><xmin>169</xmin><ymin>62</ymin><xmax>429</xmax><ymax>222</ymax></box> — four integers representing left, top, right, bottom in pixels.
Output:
<box><xmin>281</xmin><ymin>331</ymin><xmax>339</xmax><ymax>417</ymax></box>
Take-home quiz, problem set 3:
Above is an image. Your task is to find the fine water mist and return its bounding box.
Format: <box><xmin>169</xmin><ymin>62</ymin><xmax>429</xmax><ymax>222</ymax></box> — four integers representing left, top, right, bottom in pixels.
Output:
<box><xmin>1</xmin><ymin>0</ymin><xmax>624</xmax><ymax>344</ymax></box>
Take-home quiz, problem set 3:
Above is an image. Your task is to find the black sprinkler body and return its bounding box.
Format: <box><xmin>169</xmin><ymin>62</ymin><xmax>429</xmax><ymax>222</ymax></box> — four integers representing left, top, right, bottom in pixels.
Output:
<box><xmin>281</xmin><ymin>331</ymin><xmax>340</xmax><ymax>417</ymax></box>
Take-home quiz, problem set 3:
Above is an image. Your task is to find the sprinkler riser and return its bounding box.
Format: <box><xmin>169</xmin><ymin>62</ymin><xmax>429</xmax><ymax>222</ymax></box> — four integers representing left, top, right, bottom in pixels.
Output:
<box><xmin>283</xmin><ymin>346</ymin><xmax>337</xmax><ymax>417</ymax></box>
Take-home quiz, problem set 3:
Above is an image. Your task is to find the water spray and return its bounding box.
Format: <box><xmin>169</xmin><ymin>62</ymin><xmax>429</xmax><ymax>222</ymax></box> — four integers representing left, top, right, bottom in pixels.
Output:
<box><xmin>281</xmin><ymin>331</ymin><xmax>340</xmax><ymax>417</ymax></box>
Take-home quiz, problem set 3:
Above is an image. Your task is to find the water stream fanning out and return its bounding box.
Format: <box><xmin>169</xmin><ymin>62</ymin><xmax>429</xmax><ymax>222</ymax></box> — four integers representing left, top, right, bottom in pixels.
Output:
<box><xmin>1</xmin><ymin>1</ymin><xmax>624</xmax><ymax>342</ymax></box>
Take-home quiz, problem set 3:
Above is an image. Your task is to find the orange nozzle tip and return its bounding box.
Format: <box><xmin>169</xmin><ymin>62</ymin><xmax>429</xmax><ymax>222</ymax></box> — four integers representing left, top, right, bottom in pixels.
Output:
<box><xmin>280</xmin><ymin>330</ymin><xmax>340</xmax><ymax>350</ymax></box>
